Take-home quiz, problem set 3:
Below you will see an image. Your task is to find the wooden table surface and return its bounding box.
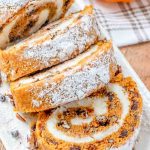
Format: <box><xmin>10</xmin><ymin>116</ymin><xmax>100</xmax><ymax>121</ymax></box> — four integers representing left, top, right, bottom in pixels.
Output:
<box><xmin>121</xmin><ymin>42</ymin><xmax>150</xmax><ymax>91</ymax></box>
<box><xmin>0</xmin><ymin>42</ymin><xmax>150</xmax><ymax>150</ymax></box>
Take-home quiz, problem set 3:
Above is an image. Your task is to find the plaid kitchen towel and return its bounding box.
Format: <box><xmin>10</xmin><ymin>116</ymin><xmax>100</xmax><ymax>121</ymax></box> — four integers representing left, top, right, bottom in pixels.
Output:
<box><xmin>87</xmin><ymin>0</ymin><xmax>150</xmax><ymax>47</ymax></box>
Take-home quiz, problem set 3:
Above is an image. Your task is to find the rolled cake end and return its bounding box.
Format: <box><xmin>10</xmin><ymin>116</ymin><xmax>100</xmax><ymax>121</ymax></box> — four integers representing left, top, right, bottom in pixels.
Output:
<box><xmin>32</xmin><ymin>75</ymin><xmax>142</xmax><ymax>150</ymax></box>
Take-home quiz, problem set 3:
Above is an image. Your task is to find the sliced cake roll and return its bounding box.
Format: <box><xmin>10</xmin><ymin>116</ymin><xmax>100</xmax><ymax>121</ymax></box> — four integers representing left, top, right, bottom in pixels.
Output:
<box><xmin>10</xmin><ymin>41</ymin><xmax>117</xmax><ymax>112</ymax></box>
<box><xmin>33</xmin><ymin>76</ymin><xmax>142</xmax><ymax>150</ymax></box>
<box><xmin>0</xmin><ymin>6</ymin><xmax>99</xmax><ymax>81</ymax></box>
<box><xmin>0</xmin><ymin>0</ymin><xmax>74</xmax><ymax>49</ymax></box>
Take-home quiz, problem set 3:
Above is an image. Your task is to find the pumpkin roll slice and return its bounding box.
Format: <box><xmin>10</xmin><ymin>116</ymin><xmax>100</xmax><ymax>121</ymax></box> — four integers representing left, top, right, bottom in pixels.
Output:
<box><xmin>0</xmin><ymin>0</ymin><xmax>74</xmax><ymax>49</ymax></box>
<box><xmin>10</xmin><ymin>41</ymin><xmax>117</xmax><ymax>112</ymax></box>
<box><xmin>0</xmin><ymin>6</ymin><xmax>99</xmax><ymax>81</ymax></box>
<box><xmin>34</xmin><ymin>76</ymin><xmax>142</xmax><ymax>150</ymax></box>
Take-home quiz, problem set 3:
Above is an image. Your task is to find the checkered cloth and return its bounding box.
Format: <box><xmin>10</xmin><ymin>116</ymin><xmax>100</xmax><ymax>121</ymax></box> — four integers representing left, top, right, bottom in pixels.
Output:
<box><xmin>88</xmin><ymin>0</ymin><xmax>150</xmax><ymax>47</ymax></box>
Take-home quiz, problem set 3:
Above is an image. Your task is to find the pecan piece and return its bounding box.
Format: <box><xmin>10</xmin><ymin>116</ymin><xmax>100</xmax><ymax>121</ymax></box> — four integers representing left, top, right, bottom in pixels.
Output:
<box><xmin>16</xmin><ymin>113</ymin><xmax>26</xmax><ymax>122</ymax></box>
<box><xmin>58</xmin><ymin>120</ymin><xmax>71</xmax><ymax>129</ymax></box>
<box><xmin>115</xmin><ymin>65</ymin><xmax>122</xmax><ymax>76</ymax></box>
<box><xmin>119</xmin><ymin>130</ymin><xmax>128</xmax><ymax>138</ymax></box>
<box><xmin>70</xmin><ymin>146</ymin><xmax>81</xmax><ymax>150</ymax></box>
<box><xmin>107</xmin><ymin>92</ymin><xmax>114</xmax><ymax>101</ymax></box>
<box><xmin>131</xmin><ymin>100</ymin><xmax>138</xmax><ymax>111</ymax></box>
<box><xmin>88</xmin><ymin>144</ymin><xmax>97</xmax><ymax>150</ymax></box>
<box><xmin>96</xmin><ymin>115</ymin><xmax>110</xmax><ymax>126</ymax></box>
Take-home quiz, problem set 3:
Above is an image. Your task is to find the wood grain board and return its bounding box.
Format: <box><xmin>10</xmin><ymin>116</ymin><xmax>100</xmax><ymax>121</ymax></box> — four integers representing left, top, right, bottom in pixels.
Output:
<box><xmin>0</xmin><ymin>42</ymin><xmax>149</xmax><ymax>149</ymax></box>
<box><xmin>121</xmin><ymin>42</ymin><xmax>150</xmax><ymax>90</ymax></box>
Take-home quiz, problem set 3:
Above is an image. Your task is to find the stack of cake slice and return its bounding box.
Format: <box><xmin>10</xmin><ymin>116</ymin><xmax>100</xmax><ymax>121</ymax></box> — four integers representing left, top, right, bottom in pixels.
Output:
<box><xmin>0</xmin><ymin>4</ymin><xmax>142</xmax><ymax>150</ymax></box>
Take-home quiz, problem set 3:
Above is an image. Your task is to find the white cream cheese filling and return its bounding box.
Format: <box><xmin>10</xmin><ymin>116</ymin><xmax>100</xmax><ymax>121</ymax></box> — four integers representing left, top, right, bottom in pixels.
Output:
<box><xmin>71</xmin><ymin>117</ymin><xmax>93</xmax><ymax>125</ymax></box>
<box><xmin>0</xmin><ymin>16</ymin><xmax>19</xmax><ymax>49</ymax></box>
<box><xmin>47</xmin><ymin>84</ymin><xmax>130</xmax><ymax>143</ymax></box>
<box><xmin>29</xmin><ymin>9</ymin><xmax>50</xmax><ymax>34</ymax></box>
<box><xmin>51</xmin><ymin>0</ymin><xmax>64</xmax><ymax>22</ymax></box>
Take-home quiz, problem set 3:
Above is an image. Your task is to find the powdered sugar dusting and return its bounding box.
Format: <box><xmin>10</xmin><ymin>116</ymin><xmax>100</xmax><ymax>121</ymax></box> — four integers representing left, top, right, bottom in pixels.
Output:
<box><xmin>29</xmin><ymin>44</ymin><xmax>115</xmax><ymax>107</ymax></box>
<box><xmin>16</xmin><ymin>42</ymin><xmax>102</xmax><ymax>86</ymax></box>
<box><xmin>0</xmin><ymin>0</ymin><xmax>29</xmax><ymax>11</ymax></box>
<box><xmin>23</xmin><ymin>14</ymin><xmax>99</xmax><ymax>67</ymax></box>
<box><xmin>32</xmin><ymin>100</ymin><xmax>42</xmax><ymax>108</ymax></box>
<box><xmin>0</xmin><ymin>0</ymin><xmax>28</xmax><ymax>6</ymax></box>
<box><xmin>0</xmin><ymin>0</ymin><xmax>65</xmax><ymax>24</ymax></box>
<box><xmin>0</xmin><ymin>0</ymin><xmax>60</xmax><ymax>14</ymax></box>
<box><xmin>0</xmin><ymin>0</ymin><xmax>30</xmax><ymax>23</ymax></box>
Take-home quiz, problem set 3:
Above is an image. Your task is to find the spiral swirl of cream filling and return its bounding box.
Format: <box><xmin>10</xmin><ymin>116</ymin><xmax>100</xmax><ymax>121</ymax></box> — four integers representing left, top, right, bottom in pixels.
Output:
<box><xmin>0</xmin><ymin>0</ymin><xmax>65</xmax><ymax>49</ymax></box>
<box><xmin>47</xmin><ymin>83</ymin><xmax>130</xmax><ymax>143</ymax></box>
